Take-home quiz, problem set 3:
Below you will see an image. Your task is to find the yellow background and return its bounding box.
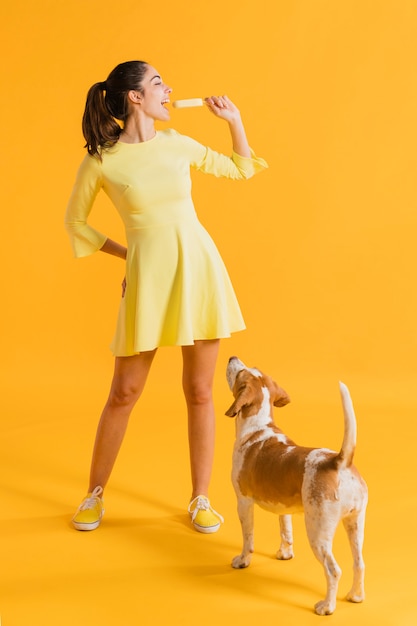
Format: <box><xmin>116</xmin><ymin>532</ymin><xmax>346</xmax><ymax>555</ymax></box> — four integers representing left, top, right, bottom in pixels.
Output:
<box><xmin>1</xmin><ymin>0</ymin><xmax>416</xmax><ymax>624</ymax></box>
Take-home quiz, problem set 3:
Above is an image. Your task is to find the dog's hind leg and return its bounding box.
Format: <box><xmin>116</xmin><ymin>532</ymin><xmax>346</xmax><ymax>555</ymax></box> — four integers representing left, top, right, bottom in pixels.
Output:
<box><xmin>343</xmin><ymin>506</ymin><xmax>366</xmax><ymax>604</ymax></box>
<box><xmin>232</xmin><ymin>497</ymin><xmax>254</xmax><ymax>569</ymax></box>
<box><xmin>304</xmin><ymin>511</ymin><xmax>342</xmax><ymax>615</ymax></box>
<box><xmin>277</xmin><ymin>514</ymin><xmax>294</xmax><ymax>560</ymax></box>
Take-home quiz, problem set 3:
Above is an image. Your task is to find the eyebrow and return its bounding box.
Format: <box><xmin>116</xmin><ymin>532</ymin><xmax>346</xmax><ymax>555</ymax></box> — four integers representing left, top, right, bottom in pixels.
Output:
<box><xmin>150</xmin><ymin>75</ymin><xmax>162</xmax><ymax>83</ymax></box>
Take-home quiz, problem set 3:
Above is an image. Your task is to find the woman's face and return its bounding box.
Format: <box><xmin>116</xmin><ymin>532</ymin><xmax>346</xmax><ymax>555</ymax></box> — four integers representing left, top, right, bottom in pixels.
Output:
<box><xmin>137</xmin><ymin>65</ymin><xmax>172</xmax><ymax>121</ymax></box>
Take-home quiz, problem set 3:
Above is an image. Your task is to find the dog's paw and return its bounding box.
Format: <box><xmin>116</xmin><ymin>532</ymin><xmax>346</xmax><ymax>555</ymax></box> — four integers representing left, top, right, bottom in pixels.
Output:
<box><xmin>232</xmin><ymin>554</ymin><xmax>251</xmax><ymax>569</ymax></box>
<box><xmin>314</xmin><ymin>600</ymin><xmax>335</xmax><ymax>616</ymax></box>
<box><xmin>276</xmin><ymin>546</ymin><xmax>294</xmax><ymax>560</ymax></box>
<box><xmin>346</xmin><ymin>590</ymin><xmax>365</xmax><ymax>604</ymax></box>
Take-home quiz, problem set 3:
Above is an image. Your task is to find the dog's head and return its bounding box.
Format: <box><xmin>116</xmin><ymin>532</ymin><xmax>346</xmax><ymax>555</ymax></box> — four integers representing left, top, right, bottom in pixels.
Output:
<box><xmin>225</xmin><ymin>356</ymin><xmax>290</xmax><ymax>418</ymax></box>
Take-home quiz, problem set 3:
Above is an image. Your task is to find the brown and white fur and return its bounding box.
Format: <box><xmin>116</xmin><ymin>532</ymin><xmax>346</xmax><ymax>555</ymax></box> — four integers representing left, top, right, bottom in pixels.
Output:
<box><xmin>225</xmin><ymin>357</ymin><xmax>368</xmax><ymax>616</ymax></box>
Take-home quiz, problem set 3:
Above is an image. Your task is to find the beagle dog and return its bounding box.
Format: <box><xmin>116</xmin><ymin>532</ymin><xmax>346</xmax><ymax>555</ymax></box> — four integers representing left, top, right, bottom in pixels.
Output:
<box><xmin>225</xmin><ymin>357</ymin><xmax>368</xmax><ymax>616</ymax></box>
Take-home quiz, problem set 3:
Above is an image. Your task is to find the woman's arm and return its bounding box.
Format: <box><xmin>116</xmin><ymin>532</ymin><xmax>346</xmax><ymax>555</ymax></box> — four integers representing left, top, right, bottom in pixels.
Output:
<box><xmin>100</xmin><ymin>238</ymin><xmax>127</xmax><ymax>260</ymax></box>
<box><xmin>204</xmin><ymin>95</ymin><xmax>251</xmax><ymax>158</ymax></box>
<box><xmin>65</xmin><ymin>155</ymin><xmax>108</xmax><ymax>258</ymax></box>
<box><xmin>100</xmin><ymin>238</ymin><xmax>127</xmax><ymax>297</ymax></box>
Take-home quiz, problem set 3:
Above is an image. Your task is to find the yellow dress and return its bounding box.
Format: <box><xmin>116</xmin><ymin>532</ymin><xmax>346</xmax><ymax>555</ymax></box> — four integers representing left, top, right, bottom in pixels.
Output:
<box><xmin>65</xmin><ymin>129</ymin><xmax>267</xmax><ymax>355</ymax></box>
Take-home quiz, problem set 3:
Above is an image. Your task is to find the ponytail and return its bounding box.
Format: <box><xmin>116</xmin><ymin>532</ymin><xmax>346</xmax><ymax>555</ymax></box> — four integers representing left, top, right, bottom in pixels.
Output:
<box><xmin>82</xmin><ymin>82</ymin><xmax>121</xmax><ymax>158</ymax></box>
<box><xmin>81</xmin><ymin>61</ymin><xmax>149</xmax><ymax>158</ymax></box>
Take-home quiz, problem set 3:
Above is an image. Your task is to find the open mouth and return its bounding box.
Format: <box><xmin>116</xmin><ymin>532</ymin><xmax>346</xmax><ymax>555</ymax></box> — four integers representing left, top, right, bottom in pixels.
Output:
<box><xmin>161</xmin><ymin>98</ymin><xmax>170</xmax><ymax>108</ymax></box>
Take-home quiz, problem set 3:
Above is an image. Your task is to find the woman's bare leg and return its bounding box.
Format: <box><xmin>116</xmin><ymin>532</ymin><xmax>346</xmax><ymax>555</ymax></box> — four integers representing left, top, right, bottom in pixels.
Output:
<box><xmin>181</xmin><ymin>340</ymin><xmax>220</xmax><ymax>499</ymax></box>
<box><xmin>88</xmin><ymin>349</ymin><xmax>157</xmax><ymax>492</ymax></box>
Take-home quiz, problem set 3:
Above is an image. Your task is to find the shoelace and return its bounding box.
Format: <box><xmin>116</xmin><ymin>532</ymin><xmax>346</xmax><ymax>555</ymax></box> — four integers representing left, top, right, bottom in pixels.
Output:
<box><xmin>78</xmin><ymin>485</ymin><xmax>103</xmax><ymax>511</ymax></box>
<box><xmin>188</xmin><ymin>496</ymin><xmax>224</xmax><ymax>523</ymax></box>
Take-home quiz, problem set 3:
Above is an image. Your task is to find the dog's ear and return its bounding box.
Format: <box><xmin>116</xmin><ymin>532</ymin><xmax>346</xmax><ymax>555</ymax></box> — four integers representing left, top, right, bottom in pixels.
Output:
<box><xmin>225</xmin><ymin>383</ymin><xmax>254</xmax><ymax>417</ymax></box>
<box><xmin>272</xmin><ymin>383</ymin><xmax>291</xmax><ymax>408</ymax></box>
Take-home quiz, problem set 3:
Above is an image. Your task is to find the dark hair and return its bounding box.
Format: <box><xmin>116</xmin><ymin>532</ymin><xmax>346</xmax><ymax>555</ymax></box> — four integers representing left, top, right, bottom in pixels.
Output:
<box><xmin>82</xmin><ymin>60</ymin><xmax>149</xmax><ymax>157</ymax></box>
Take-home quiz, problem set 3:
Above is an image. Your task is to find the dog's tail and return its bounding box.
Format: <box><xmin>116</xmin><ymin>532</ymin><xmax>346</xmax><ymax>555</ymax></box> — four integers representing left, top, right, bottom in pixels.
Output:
<box><xmin>337</xmin><ymin>382</ymin><xmax>357</xmax><ymax>468</ymax></box>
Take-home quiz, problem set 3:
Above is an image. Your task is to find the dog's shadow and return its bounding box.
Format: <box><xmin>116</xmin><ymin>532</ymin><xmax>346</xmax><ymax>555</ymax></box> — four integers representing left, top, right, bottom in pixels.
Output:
<box><xmin>99</xmin><ymin>488</ymin><xmax>323</xmax><ymax>611</ymax></box>
<box><xmin>66</xmin><ymin>486</ymin><xmax>348</xmax><ymax>613</ymax></box>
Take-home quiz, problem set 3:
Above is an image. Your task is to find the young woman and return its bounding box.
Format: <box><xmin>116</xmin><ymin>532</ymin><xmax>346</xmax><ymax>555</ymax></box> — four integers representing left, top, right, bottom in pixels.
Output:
<box><xmin>65</xmin><ymin>60</ymin><xmax>267</xmax><ymax>534</ymax></box>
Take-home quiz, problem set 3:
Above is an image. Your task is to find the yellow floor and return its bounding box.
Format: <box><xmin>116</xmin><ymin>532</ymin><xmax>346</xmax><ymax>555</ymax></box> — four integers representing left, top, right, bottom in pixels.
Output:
<box><xmin>1</xmin><ymin>348</ymin><xmax>416</xmax><ymax>625</ymax></box>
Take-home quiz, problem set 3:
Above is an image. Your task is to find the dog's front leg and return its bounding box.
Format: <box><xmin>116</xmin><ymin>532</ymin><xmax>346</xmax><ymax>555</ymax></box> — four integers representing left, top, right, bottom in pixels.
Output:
<box><xmin>277</xmin><ymin>514</ymin><xmax>294</xmax><ymax>560</ymax></box>
<box><xmin>232</xmin><ymin>496</ymin><xmax>254</xmax><ymax>569</ymax></box>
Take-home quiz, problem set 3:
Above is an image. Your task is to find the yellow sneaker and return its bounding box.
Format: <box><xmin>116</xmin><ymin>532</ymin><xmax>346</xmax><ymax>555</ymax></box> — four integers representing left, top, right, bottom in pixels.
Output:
<box><xmin>72</xmin><ymin>486</ymin><xmax>105</xmax><ymax>531</ymax></box>
<box><xmin>188</xmin><ymin>495</ymin><xmax>224</xmax><ymax>534</ymax></box>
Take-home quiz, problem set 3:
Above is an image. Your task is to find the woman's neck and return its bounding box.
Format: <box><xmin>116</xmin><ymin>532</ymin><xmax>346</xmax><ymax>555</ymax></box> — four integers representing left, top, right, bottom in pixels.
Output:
<box><xmin>119</xmin><ymin>116</ymin><xmax>156</xmax><ymax>144</ymax></box>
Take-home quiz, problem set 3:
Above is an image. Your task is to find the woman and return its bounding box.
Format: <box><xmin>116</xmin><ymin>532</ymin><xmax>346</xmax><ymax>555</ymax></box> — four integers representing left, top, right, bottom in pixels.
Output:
<box><xmin>65</xmin><ymin>60</ymin><xmax>267</xmax><ymax>534</ymax></box>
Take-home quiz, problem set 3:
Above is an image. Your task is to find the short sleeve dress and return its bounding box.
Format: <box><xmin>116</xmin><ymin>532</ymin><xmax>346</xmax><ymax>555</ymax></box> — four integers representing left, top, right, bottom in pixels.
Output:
<box><xmin>65</xmin><ymin>129</ymin><xmax>268</xmax><ymax>355</ymax></box>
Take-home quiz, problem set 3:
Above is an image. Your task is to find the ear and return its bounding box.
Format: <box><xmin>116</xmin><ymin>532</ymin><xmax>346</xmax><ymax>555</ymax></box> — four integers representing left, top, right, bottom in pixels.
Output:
<box><xmin>272</xmin><ymin>383</ymin><xmax>291</xmax><ymax>408</ymax></box>
<box><xmin>225</xmin><ymin>383</ymin><xmax>255</xmax><ymax>417</ymax></box>
<box><xmin>127</xmin><ymin>89</ymin><xmax>142</xmax><ymax>104</ymax></box>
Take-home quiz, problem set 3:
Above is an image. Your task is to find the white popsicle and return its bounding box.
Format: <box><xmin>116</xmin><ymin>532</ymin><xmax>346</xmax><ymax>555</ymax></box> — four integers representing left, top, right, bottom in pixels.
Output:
<box><xmin>172</xmin><ymin>98</ymin><xmax>204</xmax><ymax>109</ymax></box>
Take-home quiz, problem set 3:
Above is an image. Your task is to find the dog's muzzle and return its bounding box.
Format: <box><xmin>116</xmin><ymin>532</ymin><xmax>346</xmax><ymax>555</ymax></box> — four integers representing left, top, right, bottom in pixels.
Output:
<box><xmin>226</xmin><ymin>356</ymin><xmax>246</xmax><ymax>390</ymax></box>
